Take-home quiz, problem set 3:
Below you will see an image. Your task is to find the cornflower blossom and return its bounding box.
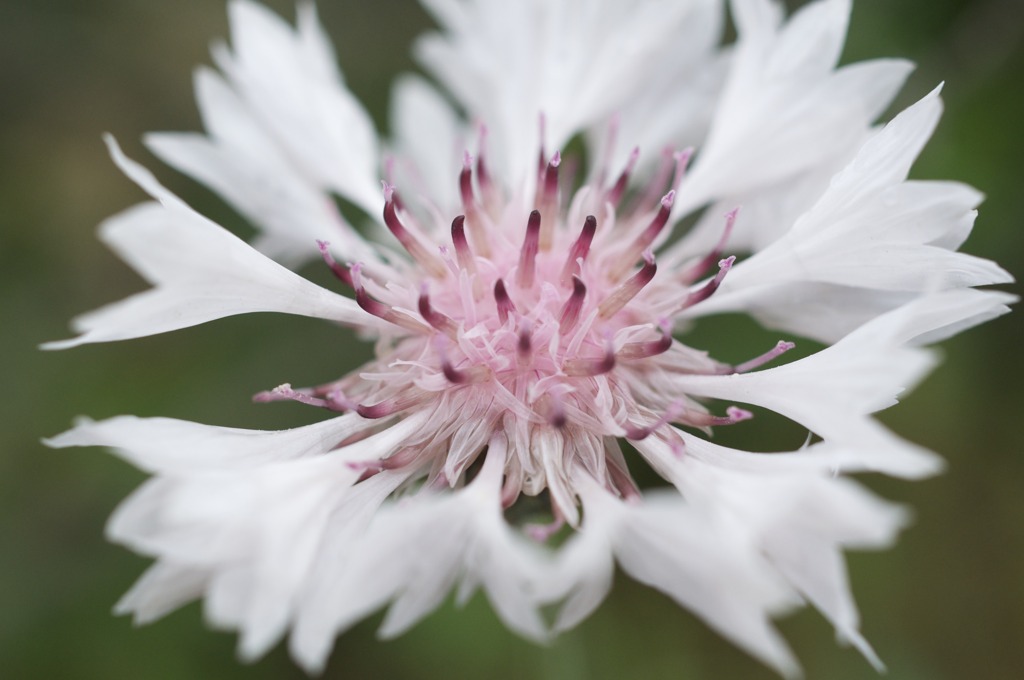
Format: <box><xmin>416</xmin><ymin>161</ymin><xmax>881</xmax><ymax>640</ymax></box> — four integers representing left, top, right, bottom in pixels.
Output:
<box><xmin>46</xmin><ymin>0</ymin><xmax>1012</xmax><ymax>675</ymax></box>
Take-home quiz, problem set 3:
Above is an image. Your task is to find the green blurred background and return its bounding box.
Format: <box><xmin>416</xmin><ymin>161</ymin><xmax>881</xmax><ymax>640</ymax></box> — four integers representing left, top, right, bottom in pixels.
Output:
<box><xmin>2</xmin><ymin>0</ymin><xmax>1022</xmax><ymax>678</ymax></box>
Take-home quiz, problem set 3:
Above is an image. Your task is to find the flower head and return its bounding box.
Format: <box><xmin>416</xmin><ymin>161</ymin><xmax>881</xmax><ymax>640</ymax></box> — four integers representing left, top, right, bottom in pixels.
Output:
<box><xmin>46</xmin><ymin>0</ymin><xmax>1012</xmax><ymax>676</ymax></box>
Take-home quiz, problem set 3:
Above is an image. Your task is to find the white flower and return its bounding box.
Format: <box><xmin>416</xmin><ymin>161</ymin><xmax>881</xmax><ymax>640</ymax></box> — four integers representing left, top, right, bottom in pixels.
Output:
<box><xmin>46</xmin><ymin>0</ymin><xmax>1012</xmax><ymax>676</ymax></box>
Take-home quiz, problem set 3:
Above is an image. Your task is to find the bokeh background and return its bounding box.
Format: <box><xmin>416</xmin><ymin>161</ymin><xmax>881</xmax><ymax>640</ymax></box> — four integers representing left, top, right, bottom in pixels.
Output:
<box><xmin>2</xmin><ymin>0</ymin><xmax>1022</xmax><ymax>678</ymax></box>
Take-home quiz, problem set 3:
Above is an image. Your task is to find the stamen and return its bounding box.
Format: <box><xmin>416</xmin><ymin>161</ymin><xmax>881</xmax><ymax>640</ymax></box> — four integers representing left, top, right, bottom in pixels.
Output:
<box><xmin>683</xmin><ymin>255</ymin><xmax>735</xmax><ymax>308</ymax></box>
<box><xmin>563</xmin><ymin>335</ymin><xmax>616</xmax><ymax>377</ymax></box>
<box><xmin>636</xmin><ymin>146</ymin><xmax>676</xmax><ymax>214</ymax></box>
<box><xmin>536</xmin><ymin>112</ymin><xmax>547</xmax><ymax>180</ymax></box>
<box><xmin>598</xmin><ymin>251</ymin><xmax>657</xmax><ymax>319</ymax></box>
<box><xmin>382</xmin><ymin>183</ymin><xmax>447</xmax><ymax>278</ymax></box>
<box><xmin>459</xmin><ymin>153</ymin><xmax>491</xmax><ymax>257</ymax></box>
<box><xmin>352</xmin><ymin>263</ymin><xmax>429</xmax><ymax>333</ymax></box>
<box><xmin>538</xmin><ymin>152</ymin><xmax>561</xmax><ymax>250</ymax></box>
<box><xmin>517</xmin><ymin>319</ymin><xmax>533</xmax><ymax>359</ymax></box>
<box><xmin>434</xmin><ymin>335</ymin><xmax>490</xmax><ymax>385</ymax></box>
<box><xmin>607</xmin><ymin>460</ymin><xmax>642</xmax><ymax>501</ymax></box>
<box><xmin>685</xmin><ymin>406</ymin><xmax>753</xmax><ymax>427</ymax></box>
<box><xmin>547</xmin><ymin>391</ymin><xmax>567</xmax><ymax>429</ymax></box>
<box><xmin>560</xmin><ymin>215</ymin><xmax>597</xmax><ymax>285</ymax></box>
<box><xmin>624</xmin><ymin>400</ymin><xmax>685</xmax><ymax>440</ymax></box>
<box><xmin>475</xmin><ymin>125</ymin><xmax>500</xmax><ymax>215</ymax></box>
<box><xmin>316</xmin><ymin>240</ymin><xmax>352</xmax><ymax>288</ymax></box>
<box><xmin>450</xmin><ymin>215</ymin><xmax>477</xmax><ymax>274</ymax></box>
<box><xmin>617</xmin><ymin>318</ymin><xmax>673</xmax><ymax>360</ymax></box>
<box><xmin>669</xmin><ymin>147</ymin><xmax>694</xmax><ymax>195</ymax></box>
<box><xmin>516</xmin><ymin>210</ymin><xmax>542</xmax><ymax>289</ymax></box>
<box><xmin>729</xmin><ymin>340</ymin><xmax>796</xmax><ymax>374</ymax></box>
<box><xmin>356</xmin><ymin>393</ymin><xmax>428</xmax><ymax>419</ymax></box>
<box><xmin>494</xmin><ymin>278</ymin><xmax>517</xmax><ymax>325</ymax></box>
<box><xmin>252</xmin><ymin>383</ymin><xmax>345</xmax><ymax>412</ymax></box>
<box><xmin>418</xmin><ymin>284</ymin><xmax>459</xmax><ymax>337</ymax></box>
<box><xmin>525</xmin><ymin>508</ymin><xmax>566</xmax><ymax>542</ymax></box>
<box><xmin>559</xmin><ymin>276</ymin><xmax>587</xmax><ymax>333</ymax></box>
<box><xmin>610</xmin><ymin>190</ymin><xmax>674</xmax><ymax>279</ymax></box>
<box><xmin>682</xmin><ymin>208</ymin><xmax>737</xmax><ymax>284</ymax></box>
<box><xmin>605</xmin><ymin>146</ymin><xmax>640</xmax><ymax>208</ymax></box>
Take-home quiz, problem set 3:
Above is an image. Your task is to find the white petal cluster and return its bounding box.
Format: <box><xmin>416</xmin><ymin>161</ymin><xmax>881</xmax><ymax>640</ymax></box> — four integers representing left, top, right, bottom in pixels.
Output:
<box><xmin>47</xmin><ymin>0</ymin><xmax>1012</xmax><ymax>676</ymax></box>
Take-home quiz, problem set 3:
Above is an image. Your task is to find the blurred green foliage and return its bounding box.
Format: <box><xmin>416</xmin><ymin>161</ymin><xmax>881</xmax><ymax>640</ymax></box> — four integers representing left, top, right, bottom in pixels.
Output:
<box><xmin>2</xmin><ymin>0</ymin><xmax>1022</xmax><ymax>678</ymax></box>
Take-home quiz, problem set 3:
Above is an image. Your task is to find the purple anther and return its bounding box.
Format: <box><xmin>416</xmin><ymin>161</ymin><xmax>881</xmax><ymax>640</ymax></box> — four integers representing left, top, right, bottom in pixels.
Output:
<box><xmin>450</xmin><ymin>215</ymin><xmax>476</xmax><ymax>273</ymax></box>
<box><xmin>560</xmin><ymin>215</ymin><xmax>597</xmax><ymax>285</ymax></box>
<box><xmin>548</xmin><ymin>397</ymin><xmax>568</xmax><ymax>429</ymax></box>
<box><xmin>731</xmin><ymin>340</ymin><xmax>796</xmax><ymax>374</ymax></box>
<box><xmin>516</xmin><ymin>210</ymin><xmax>542</xmax><ymax>288</ymax></box>
<box><xmin>517</xmin><ymin>319</ymin><xmax>533</xmax><ymax>358</ymax></box>
<box><xmin>316</xmin><ymin>240</ymin><xmax>353</xmax><ymax>288</ymax></box>
<box><xmin>684</xmin><ymin>255</ymin><xmax>735</xmax><ymax>308</ymax></box>
<box><xmin>606</xmin><ymin>146</ymin><xmax>640</xmax><ymax>207</ymax></box>
<box><xmin>494</xmin><ymin>278</ymin><xmax>517</xmax><ymax>325</ymax></box>
<box><xmin>559</xmin><ymin>276</ymin><xmax>587</xmax><ymax>333</ymax></box>
<box><xmin>382</xmin><ymin>186</ymin><xmax>446</xmax><ymax>278</ymax></box>
<box><xmin>598</xmin><ymin>251</ymin><xmax>658</xmax><ymax>319</ymax></box>
<box><xmin>418</xmin><ymin>284</ymin><xmax>459</xmax><ymax>336</ymax></box>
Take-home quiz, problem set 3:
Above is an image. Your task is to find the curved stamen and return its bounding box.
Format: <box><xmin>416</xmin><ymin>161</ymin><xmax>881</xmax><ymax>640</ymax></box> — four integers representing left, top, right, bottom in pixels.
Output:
<box><xmin>450</xmin><ymin>215</ymin><xmax>477</xmax><ymax>274</ymax></box>
<box><xmin>356</xmin><ymin>393</ymin><xmax>428</xmax><ymax>419</ymax></box>
<box><xmin>538</xmin><ymin>151</ymin><xmax>561</xmax><ymax>250</ymax></box>
<box><xmin>560</xmin><ymin>215</ymin><xmax>597</xmax><ymax>285</ymax></box>
<box><xmin>682</xmin><ymin>208</ymin><xmax>738</xmax><ymax>284</ymax></box>
<box><xmin>729</xmin><ymin>340</ymin><xmax>796</xmax><ymax>374</ymax></box>
<box><xmin>475</xmin><ymin>125</ymin><xmax>501</xmax><ymax>215</ymax></box>
<box><xmin>559</xmin><ymin>276</ymin><xmax>587</xmax><ymax>333</ymax></box>
<box><xmin>459</xmin><ymin>152</ymin><xmax>491</xmax><ymax>257</ymax></box>
<box><xmin>494</xmin><ymin>278</ymin><xmax>517</xmax><ymax>325</ymax></box>
<box><xmin>316</xmin><ymin>240</ymin><xmax>352</xmax><ymax>288</ymax></box>
<box><xmin>611</xmin><ymin>190</ymin><xmax>675</xmax><ymax>279</ymax></box>
<box><xmin>517</xmin><ymin>319</ymin><xmax>533</xmax><ymax>360</ymax></box>
<box><xmin>563</xmin><ymin>335</ymin><xmax>615</xmax><ymax>377</ymax></box>
<box><xmin>605</xmin><ymin>147</ymin><xmax>640</xmax><ymax>208</ymax></box>
<box><xmin>598</xmin><ymin>251</ymin><xmax>657</xmax><ymax>319</ymax></box>
<box><xmin>516</xmin><ymin>210</ymin><xmax>542</xmax><ymax>289</ymax></box>
<box><xmin>418</xmin><ymin>284</ymin><xmax>459</xmax><ymax>337</ymax></box>
<box><xmin>683</xmin><ymin>255</ymin><xmax>735</xmax><ymax>308</ymax></box>
<box><xmin>252</xmin><ymin>383</ymin><xmax>346</xmax><ymax>412</ymax></box>
<box><xmin>382</xmin><ymin>184</ymin><xmax>447</xmax><ymax>278</ymax></box>
<box><xmin>352</xmin><ymin>264</ymin><xmax>429</xmax><ymax>333</ymax></box>
<box><xmin>617</xmin><ymin>318</ymin><xmax>673</xmax><ymax>360</ymax></box>
<box><xmin>684</xmin><ymin>406</ymin><xmax>753</xmax><ymax>428</ymax></box>
<box><xmin>624</xmin><ymin>400</ymin><xmax>685</xmax><ymax>440</ymax></box>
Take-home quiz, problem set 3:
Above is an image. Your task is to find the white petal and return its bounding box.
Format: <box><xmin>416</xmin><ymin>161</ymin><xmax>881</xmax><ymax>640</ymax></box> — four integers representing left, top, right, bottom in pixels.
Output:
<box><xmin>676</xmin><ymin>0</ymin><xmax>911</xmax><ymax>214</ymax></box>
<box><xmin>44</xmin><ymin>412</ymin><xmax>379</xmax><ymax>473</ymax></box>
<box><xmin>388</xmin><ymin>74</ymin><xmax>465</xmax><ymax>212</ymax></box>
<box><xmin>42</xmin><ymin>139</ymin><xmax>377</xmax><ymax>349</ymax></box>
<box><xmin>569</xmin><ymin>475</ymin><xmax>802</xmax><ymax>678</ymax></box>
<box><xmin>416</xmin><ymin>0</ymin><xmax>727</xmax><ymax>183</ymax></box>
<box><xmin>213</xmin><ymin>0</ymin><xmax>381</xmax><ymax>214</ymax></box>
<box><xmin>291</xmin><ymin>435</ymin><xmax>551</xmax><ymax>673</ymax></box>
